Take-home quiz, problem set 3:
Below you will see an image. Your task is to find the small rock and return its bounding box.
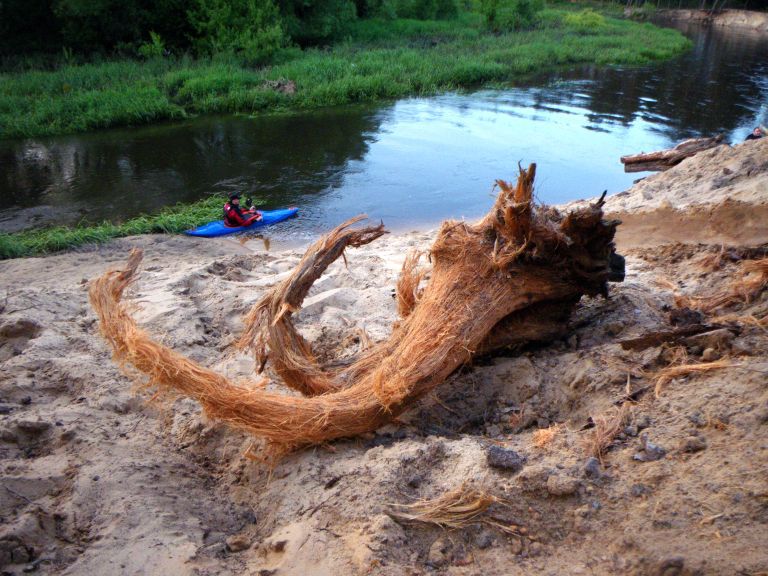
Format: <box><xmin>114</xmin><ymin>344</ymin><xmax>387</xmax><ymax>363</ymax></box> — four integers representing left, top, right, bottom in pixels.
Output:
<box><xmin>427</xmin><ymin>537</ymin><xmax>452</xmax><ymax>567</ymax></box>
<box><xmin>20</xmin><ymin>396</ymin><xmax>32</xmax><ymax>406</ymax></box>
<box><xmin>486</xmin><ymin>446</ymin><xmax>526</xmax><ymax>472</ymax></box>
<box><xmin>687</xmin><ymin>411</ymin><xmax>706</xmax><ymax>427</ymax></box>
<box><xmin>0</xmin><ymin>405</ymin><xmax>13</xmax><ymax>415</ymax></box>
<box><xmin>701</xmin><ymin>347</ymin><xmax>719</xmax><ymax>362</ymax></box>
<box><xmin>635</xmin><ymin>416</ymin><xmax>652</xmax><ymax>431</ymax></box>
<box><xmin>680</xmin><ymin>436</ymin><xmax>707</xmax><ymax>453</ymax></box>
<box><xmin>657</xmin><ymin>556</ymin><xmax>685</xmax><ymax>576</ymax></box>
<box><xmin>475</xmin><ymin>530</ymin><xmax>495</xmax><ymax>549</ymax></box>
<box><xmin>204</xmin><ymin>542</ymin><xmax>226</xmax><ymax>558</ymax></box>
<box><xmin>630</xmin><ymin>484</ymin><xmax>651</xmax><ymax>497</ymax></box>
<box><xmin>624</xmin><ymin>425</ymin><xmax>638</xmax><ymax>437</ymax></box>
<box><xmin>546</xmin><ymin>474</ymin><xmax>580</xmax><ymax>496</ymax></box>
<box><xmin>583</xmin><ymin>457</ymin><xmax>602</xmax><ymax>479</ymax></box>
<box><xmin>225</xmin><ymin>534</ymin><xmax>251</xmax><ymax>553</ymax></box>
<box><xmin>0</xmin><ymin>428</ymin><xmax>16</xmax><ymax>443</ymax></box>
<box><xmin>633</xmin><ymin>434</ymin><xmax>667</xmax><ymax>462</ymax></box>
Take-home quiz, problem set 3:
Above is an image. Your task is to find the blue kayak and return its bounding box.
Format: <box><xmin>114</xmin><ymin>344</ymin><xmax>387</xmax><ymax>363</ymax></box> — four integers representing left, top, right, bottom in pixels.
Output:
<box><xmin>185</xmin><ymin>207</ymin><xmax>299</xmax><ymax>238</ymax></box>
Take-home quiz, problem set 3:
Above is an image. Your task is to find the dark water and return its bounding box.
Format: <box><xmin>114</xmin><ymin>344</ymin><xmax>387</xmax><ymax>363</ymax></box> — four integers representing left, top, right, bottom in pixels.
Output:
<box><xmin>1</xmin><ymin>19</ymin><xmax>767</xmax><ymax>239</ymax></box>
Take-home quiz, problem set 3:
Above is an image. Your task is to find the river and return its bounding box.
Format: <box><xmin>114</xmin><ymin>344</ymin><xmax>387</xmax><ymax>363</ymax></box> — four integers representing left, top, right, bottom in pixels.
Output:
<box><xmin>1</xmin><ymin>18</ymin><xmax>766</xmax><ymax>239</ymax></box>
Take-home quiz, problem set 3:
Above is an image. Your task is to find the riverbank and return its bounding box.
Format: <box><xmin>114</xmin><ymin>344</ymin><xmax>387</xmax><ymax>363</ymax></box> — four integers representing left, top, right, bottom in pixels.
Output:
<box><xmin>658</xmin><ymin>8</ymin><xmax>768</xmax><ymax>32</ymax></box>
<box><xmin>0</xmin><ymin>10</ymin><xmax>690</xmax><ymax>141</ymax></box>
<box><xmin>1</xmin><ymin>138</ymin><xmax>767</xmax><ymax>574</ymax></box>
<box><xmin>0</xmin><ymin>196</ymin><xmax>244</xmax><ymax>260</ymax></box>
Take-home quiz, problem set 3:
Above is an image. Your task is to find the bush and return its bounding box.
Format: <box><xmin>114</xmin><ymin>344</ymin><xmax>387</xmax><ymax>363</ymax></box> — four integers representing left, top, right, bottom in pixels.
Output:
<box><xmin>189</xmin><ymin>0</ymin><xmax>286</xmax><ymax>64</ymax></box>
<box><xmin>138</xmin><ymin>32</ymin><xmax>166</xmax><ymax>59</ymax></box>
<box><xmin>564</xmin><ymin>8</ymin><xmax>606</xmax><ymax>33</ymax></box>
<box><xmin>481</xmin><ymin>0</ymin><xmax>544</xmax><ymax>31</ymax></box>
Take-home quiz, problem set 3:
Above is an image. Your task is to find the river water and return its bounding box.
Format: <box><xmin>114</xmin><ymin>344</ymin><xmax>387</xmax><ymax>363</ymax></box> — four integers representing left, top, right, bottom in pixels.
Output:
<box><xmin>1</xmin><ymin>19</ymin><xmax>767</xmax><ymax>239</ymax></box>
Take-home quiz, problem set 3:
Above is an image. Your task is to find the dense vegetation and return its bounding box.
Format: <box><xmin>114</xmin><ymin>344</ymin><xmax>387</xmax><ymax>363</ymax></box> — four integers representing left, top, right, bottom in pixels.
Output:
<box><xmin>0</xmin><ymin>7</ymin><xmax>690</xmax><ymax>140</ymax></box>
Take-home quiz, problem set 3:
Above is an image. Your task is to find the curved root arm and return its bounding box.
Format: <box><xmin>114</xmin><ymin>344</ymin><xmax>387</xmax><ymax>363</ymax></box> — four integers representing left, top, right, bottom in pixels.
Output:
<box><xmin>236</xmin><ymin>216</ymin><xmax>386</xmax><ymax>396</ymax></box>
<box><xmin>90</xmin><ymin>164</ymin><xmax>623</xmax><ymax>457</ymax></box>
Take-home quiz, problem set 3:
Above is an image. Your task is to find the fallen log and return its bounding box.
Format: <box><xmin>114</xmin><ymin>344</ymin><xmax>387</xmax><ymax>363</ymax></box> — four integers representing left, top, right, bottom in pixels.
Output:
<box><xmin>621</xmin><ymin>135</ymin><xmax>725</xmax><ymax>173</ymax></box>
<box><xmin>89</xmin><ymin>164</ymin><xmax>624</xmax><ymax>459</ymax></box>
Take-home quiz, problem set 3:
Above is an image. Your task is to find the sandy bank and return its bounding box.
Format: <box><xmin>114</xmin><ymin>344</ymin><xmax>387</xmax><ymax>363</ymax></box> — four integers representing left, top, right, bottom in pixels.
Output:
<box><xmin>0</xmin><ymin>137</ymin><xmax>767</xmax><ymax>575</ymax></box>
<box><xmin>658</xmin><ymin>8</ymin><xmax>768</xmax><ymax>32</ymax></box>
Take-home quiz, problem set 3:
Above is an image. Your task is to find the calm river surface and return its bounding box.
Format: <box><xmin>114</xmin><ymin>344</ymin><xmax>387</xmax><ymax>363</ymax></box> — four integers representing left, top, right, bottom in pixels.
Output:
<box><xmin>1</xmin><ymin>19</ymin><xmax>767</xmax><ymax>239</ymax></box>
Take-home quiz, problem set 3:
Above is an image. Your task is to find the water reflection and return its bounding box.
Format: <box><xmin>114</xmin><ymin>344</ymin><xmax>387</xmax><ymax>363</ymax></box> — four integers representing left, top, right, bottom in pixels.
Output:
<box><xmin>1</xmin><ymin>19</ymin><xmax>766</xmax><ymax>235</ymax></box>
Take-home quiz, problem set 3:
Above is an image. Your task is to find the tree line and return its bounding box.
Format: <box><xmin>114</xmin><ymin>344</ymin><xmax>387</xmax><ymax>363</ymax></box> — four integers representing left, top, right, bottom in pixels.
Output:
<box><xmin>0</xmin><ymin>0</ymin><xmax>460</xmax><ymax>62</ymax></box>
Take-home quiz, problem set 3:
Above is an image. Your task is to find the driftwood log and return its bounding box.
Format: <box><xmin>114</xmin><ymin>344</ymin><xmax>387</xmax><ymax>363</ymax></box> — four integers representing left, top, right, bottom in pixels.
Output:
<box><xmin>89</xmin><ymin>164</ymin><xmax>624</xmax><ymax>459</ymax></box>
<box><xmin>621</xmin><ymin>135</ymin><xmax>725</xmax><ymax>173</ymax></box>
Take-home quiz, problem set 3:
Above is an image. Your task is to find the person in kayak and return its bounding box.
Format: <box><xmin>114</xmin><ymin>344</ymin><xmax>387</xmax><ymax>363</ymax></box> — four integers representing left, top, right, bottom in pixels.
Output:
<box><xmin>745</xmin><ymin>126</ymin><xmax>765</xmax><ymax>141</ymax></box>
<box><xmin>223</xmin><ymin>193</ymin><xmax>262</xmax><ymax>227</ymax></box>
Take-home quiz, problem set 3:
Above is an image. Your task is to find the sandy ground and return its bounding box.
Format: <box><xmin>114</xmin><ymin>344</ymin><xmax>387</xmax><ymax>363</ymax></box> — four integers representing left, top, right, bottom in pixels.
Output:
<box><xmin>1</xmin><ymin>138</ymin><xmax>767</xmax><ymax>575</ymax></box>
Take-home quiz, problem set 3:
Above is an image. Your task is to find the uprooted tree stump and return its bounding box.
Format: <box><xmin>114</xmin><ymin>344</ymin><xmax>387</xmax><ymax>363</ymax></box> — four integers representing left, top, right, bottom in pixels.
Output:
<box><xmin>89</xmin><ymin>164</ymin><xmax>625</xmax><ymax>460</ymax></box>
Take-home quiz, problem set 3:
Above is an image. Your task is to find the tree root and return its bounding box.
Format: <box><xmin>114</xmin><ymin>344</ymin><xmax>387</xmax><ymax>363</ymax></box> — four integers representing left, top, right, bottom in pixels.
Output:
<box><xmin>89</xmin><ymin>164</ymin><xmax>623</xmax><ymax>459</ymax></box>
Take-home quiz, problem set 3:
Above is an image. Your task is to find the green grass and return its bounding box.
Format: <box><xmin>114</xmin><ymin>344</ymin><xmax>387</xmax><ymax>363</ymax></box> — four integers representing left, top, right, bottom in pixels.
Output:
<box><xmin>0</xmin><ymin>195</ymin><xmax>243</xmax><ymax>259</ymax></box>
<box><xmin>0</xmin><ymin>10</ymin><xmax>691</xmax><ymax>139</ymax></box>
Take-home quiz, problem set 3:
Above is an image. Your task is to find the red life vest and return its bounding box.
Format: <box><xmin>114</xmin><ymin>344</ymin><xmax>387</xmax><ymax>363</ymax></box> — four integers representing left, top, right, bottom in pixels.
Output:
<box><xmin>223</xmin><ymin>202</ymin><xmax>259</xmax><ymax>227</ymax></box>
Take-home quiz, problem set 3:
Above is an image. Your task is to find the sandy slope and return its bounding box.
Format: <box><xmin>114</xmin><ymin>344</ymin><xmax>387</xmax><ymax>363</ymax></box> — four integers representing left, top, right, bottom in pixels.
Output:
<box><xmin>0</xmin><ymin>138</ymin><xmax>767</xmax><ymax>575</ymax></box>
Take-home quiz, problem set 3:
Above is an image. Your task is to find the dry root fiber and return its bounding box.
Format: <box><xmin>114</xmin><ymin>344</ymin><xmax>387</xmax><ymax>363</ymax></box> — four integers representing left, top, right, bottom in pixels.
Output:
<box><xmin>679</xmin><ymin>257</ymin><xmax>768</xmax><ymax>314</ymax></box>
<box><xmin>89</xmin><ymin>164</ymin><xmax>623</xmax><ymax>458</ymax></box>
<box><xmin>583</xmin><ymin>403</ymin><xmax>631</xmax><ymax>462</ymax></box>
<box><xmin>388</xmin><ymin>483</ymin><xmax>517</xmax><ymax>534</ymax></box>
<box><xmin>654</xmin><ymin>359</ymin><xmax>733</xmax><ymax>398</ymax></box>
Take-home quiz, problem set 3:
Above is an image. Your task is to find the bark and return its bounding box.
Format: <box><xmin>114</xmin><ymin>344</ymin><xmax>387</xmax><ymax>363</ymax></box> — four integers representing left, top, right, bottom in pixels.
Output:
<box><xmin>621</xmin><ymin>135</ymin><xmax>725</xmax><ymax>172</ymax></box>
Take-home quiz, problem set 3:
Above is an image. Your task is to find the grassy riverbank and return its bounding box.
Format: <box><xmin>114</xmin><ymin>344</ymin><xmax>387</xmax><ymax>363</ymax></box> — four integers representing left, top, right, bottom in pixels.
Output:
<box><xmin>1</xmin><ymin>10</ymin><xmax>690</xmax><ymax>140</ymax></box>
<box><xmin>0</xmin><ymin>196</ymin><xmax>236</xmax><ymax>259</ymax></box>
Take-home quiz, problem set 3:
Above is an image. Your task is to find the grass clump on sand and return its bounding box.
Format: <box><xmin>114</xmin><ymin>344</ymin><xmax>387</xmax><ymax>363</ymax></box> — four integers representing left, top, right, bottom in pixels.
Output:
<box><xmin>0</xmin><ymin>10</ymin><xmax>691</xmax><ymax>139</ymax></box>
<box><xmin>0</xmin><ymin>195</ymin><xmax>238</xmax><ymax>260</ymax></box>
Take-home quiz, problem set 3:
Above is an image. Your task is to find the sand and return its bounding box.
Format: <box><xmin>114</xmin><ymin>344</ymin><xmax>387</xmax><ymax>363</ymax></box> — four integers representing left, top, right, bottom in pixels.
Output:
<box><xmin>0</xmin><ymin>137</ymin><xmax>767</xmax><ymax>575</ymax></box>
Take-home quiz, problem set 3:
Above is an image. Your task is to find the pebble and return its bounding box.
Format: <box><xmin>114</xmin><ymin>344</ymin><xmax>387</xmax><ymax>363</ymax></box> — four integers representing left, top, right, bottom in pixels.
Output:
<box><xmin>486</xmin><ymin>446</ymin><xmax>526</xmax><ymax>472</ymax></box>
<box><xmin>546</xmin><ymin>474</ymin><xmax>581</xmax><ymax>496</ymax></box>
<box><xmin>657</xmin><ymin>556</ymin><xmax>685</xmax><ymax>576</ymax></box>
<box><xmin>687</xmin><ymin>411</ymin><xmax>706</xmax><ymax>427</ymax></box>
<box><xmin>624</xmin><ymin>425</ymin><xmax>638</xmax><ymax>437</ymax></box>
<box><xmin>583</xmin><ymin>457</ymin><xmax>602</xmax><ymax>479</ymax></box>
<box><xmin>633</xmin><ymin>434</ymin><xmax>667</xmax><ymax>462</ymax></box>
<box><xmin>0</xmin><ymin>404</ymin><xmax>13</xmax><ymax>415</ymax></box>
<box><xmin>225</xmin><ymin>534</ymin><xmax>251</xmax><ymax>553</ymax></box>
<box><xmin>427</xmin><ymin>537</ymin><xmax>452</xmax><ymax>567</ymax></box>
<box><xmin>475</xmin><ymin>530</ymin><xmax>495</xmax><ymax>549</ymax></box>
<box><xmin>630</xmin><ymin>484</ymin><xmax>651</xmax><ymax>497</ymax></box>
<box><xmin>701</xmin><ymin>347</ymin><xmax>719</xmax><ymax>362</ymax></box>
<box><xmin>680</xmin><ymin>436</ymin><xmax>707</xmax><ymax>453</ymax></box>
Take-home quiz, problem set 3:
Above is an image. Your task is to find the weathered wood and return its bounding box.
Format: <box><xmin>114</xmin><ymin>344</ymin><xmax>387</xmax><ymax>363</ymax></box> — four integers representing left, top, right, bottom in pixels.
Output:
<box><xmin>621</xmin><ymin>135</ymin><xmax>725</xmax><ymax>172</ymax></box>
<box><xmin>619</xmin><ymin>324</ymin><xmax>723</xmax><ymax>351</ymax></box>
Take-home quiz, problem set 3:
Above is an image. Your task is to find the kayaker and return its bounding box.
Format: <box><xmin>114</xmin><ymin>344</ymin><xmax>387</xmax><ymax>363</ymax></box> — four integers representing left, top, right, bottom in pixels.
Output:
<box><xmin>223</xmin><ymin>193</ymin><xmax>262</xmax><ymax>228</ymax></box>
<box><xmin>745</xmin><ymin>126</ymin><xmax>765</xmax><ymax>141</ymax></box>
